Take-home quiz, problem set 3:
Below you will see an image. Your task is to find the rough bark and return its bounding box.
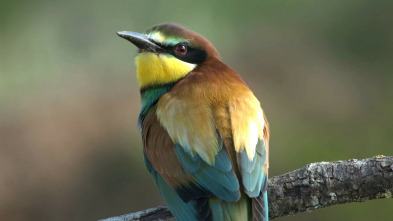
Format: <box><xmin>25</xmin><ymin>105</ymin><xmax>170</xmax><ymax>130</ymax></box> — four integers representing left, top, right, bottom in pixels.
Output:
<box><xmin>100</xmin><ymin>156</ymin><xmax>393</xmax><ymax>221</ymax></box>
<box><xmin>101</xmin><ymin>206</ymin><xmax>173</xmax><ymax>221</ymax></box>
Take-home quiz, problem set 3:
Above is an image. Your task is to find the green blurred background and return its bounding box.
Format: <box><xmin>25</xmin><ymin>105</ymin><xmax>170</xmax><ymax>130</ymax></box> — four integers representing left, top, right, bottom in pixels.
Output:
<box><xmin>1</xmin><ymin>0</ymin><xmax>392</xmax><ymax>220</ymax></box>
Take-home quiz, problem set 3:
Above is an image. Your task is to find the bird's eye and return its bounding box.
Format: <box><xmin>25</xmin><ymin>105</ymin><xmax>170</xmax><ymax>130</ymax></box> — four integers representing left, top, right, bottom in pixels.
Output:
<box><xmin>176</xmin><ymin>44</ymin><xmax>187</xmax><ymax>55</ymax></box>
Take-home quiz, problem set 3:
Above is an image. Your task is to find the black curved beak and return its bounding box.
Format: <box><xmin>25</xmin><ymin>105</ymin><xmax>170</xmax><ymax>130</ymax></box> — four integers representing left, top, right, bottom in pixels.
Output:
<box><xmin>117</xmin><ymin>31</ymin><xmax>163</xmax><ymax>53</ymax></box>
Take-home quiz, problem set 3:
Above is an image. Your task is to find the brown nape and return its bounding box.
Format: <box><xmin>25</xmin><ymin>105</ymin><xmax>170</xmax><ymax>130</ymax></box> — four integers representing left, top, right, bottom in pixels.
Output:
<box><xmin>169</xmin><ymin>57</ymin><xmax>250</xmax><ymax>100</ymax></box>
<box><xmin>147</xmin><ymin>23</ymin><xmax>220</xmax><ymax>58</ymax></box>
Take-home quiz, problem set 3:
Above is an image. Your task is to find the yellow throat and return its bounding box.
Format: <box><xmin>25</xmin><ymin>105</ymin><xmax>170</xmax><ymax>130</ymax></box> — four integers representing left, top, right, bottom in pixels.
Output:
<box><xmin>135</xmin><ymin>52</ymin><xmax>196</xmax><ymax>88</ymax></box>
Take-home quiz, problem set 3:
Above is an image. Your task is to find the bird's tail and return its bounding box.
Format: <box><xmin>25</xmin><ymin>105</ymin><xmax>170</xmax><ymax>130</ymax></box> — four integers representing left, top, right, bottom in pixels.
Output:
<box><xmin>208</xmin><ymin>193</ymin><xmax>252</xmax><ymax>221</ymax></box>
<box><xmin>252</xmin><ymin>191</ymin><xmax>268</xmax><ymax>221</ymax></box>
<box><xmin>207</xmin><ymin>191</ymin><xmax>268</xmax><ymax>221</ymax></box>
<box><xmin>209</xmin><ymin>197</ymin><xmax>249</xmax><ymax>221</ymax></box>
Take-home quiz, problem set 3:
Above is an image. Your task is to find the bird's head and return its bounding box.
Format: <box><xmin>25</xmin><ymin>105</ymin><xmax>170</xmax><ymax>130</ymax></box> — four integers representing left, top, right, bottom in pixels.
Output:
<box><xmin>117</xmin><ymin>23</ymin><xmax>219</xmax><ymax>89</ymax></box>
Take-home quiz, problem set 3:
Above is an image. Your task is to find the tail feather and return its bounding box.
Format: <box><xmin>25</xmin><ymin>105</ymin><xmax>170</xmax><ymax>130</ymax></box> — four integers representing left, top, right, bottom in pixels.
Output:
<box><xmin>209</xmin><ymin>195</ymin><xmax>252</xmax><ymax>221</ymax></box>
<box><xmin>252</xmin><ymin>191</ymin><xmax>268</xmax><ymax>221</ymax></box>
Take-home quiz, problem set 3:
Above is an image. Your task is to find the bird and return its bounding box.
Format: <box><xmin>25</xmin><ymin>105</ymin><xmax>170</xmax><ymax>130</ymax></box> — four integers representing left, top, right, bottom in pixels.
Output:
<box><xmin>117</xmin><ymin>23</ymin><xmax>269</xmax><ymax>221</ymax></box>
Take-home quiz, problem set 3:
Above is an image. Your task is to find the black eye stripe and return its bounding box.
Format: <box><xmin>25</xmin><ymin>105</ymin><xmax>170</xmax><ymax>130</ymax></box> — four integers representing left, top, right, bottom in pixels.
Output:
<box><xmin>174</xmin><ymin>48</ymin><xmax>207</xmax><ymax>64</ymax></box>
<box><xmin>147</xmin><ymin>40</ymin><xmax>207</xmax><ymax>64</ymax></box>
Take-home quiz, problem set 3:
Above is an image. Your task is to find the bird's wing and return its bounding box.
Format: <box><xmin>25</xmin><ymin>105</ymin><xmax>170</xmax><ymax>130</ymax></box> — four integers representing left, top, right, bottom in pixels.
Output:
<box><xmin>229</xmin><ymin>94</ymin><xmax>269</xmax><ymax>197</ymax></box>
<box><xmin>150</xmin><ymin>90</ymin><xmax>242</xmax><ymax>202</ymax></box>
<box><xmin>228</xmin><ymin>92</ymin><xmax>270</xmax><ymax>221</ymax></box>
<box><xmin>154</xmin><ymin>69</ymin><xmax>269</xmax><ymax>197</ymax></box>
<box><xmin>142</xmin><ymin>105</ymin><xmax>240</xmax><ymax>211</ymax></box>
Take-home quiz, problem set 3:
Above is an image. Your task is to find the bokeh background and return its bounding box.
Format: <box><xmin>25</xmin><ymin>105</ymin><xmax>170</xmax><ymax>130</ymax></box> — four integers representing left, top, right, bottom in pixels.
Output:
<box><xmin>1</xmin><ymin>0</ymin><xmax>392</xmax><ymax>220</ymax></box>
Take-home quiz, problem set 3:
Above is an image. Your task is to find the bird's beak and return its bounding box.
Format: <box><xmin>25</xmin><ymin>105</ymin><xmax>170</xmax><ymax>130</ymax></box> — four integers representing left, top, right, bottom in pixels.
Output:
<box><xmin>117</xmin><ymin>31</ymin><xmax>163</xmax><ymax>53</ymax></box>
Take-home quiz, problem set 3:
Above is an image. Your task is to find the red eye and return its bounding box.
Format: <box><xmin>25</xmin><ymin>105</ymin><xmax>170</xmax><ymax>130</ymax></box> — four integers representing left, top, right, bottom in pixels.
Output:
<box><xmin>176</xmin><ymin>44</ymin><xmax>187</xmax><ymax>54</ymax></box>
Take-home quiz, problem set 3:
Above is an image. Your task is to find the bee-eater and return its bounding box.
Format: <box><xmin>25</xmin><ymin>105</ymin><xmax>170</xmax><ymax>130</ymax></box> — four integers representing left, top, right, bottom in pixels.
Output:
<box><xmin>117</xmin><ymin>23</ymin><xmax>269</xmax><ymax>221</ymax></box>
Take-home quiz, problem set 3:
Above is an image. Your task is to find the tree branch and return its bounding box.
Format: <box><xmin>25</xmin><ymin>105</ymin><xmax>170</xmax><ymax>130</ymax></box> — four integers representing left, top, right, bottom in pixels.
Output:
<box><xmin>100</xmin><ymin>156</ymin><xmax>393</xmax><ymax>221</ymax></box>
